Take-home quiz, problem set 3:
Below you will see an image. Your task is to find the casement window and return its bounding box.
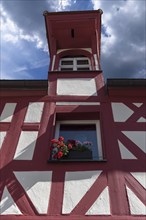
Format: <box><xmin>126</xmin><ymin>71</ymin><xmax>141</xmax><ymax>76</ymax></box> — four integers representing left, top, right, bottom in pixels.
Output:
<box><xmin>59</xmin><ymin>57</ymin><xmax>91</xmax><ymax>71</ymax></box>
<box><xmin>53</xmin><ymin>120</ymin><xmax>103</xmax><ymax>161</ymax></box>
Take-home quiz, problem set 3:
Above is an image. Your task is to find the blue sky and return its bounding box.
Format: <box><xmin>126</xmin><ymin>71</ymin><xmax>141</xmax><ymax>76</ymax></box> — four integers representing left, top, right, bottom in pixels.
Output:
<box><xmin>0</xmin><ymin>0</ymin><xmax>146</xmax><ymax>80</ymax></box>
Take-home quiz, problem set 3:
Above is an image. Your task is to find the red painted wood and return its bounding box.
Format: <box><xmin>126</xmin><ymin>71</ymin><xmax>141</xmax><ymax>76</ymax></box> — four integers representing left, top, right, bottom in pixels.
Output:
<box><xmin>125</xmin><ymin>173</ymin><xmax>146</xmax><ymax>205</ymax></box>
<box><xmin>44</xmin><ymin>10</ymin><xmax>102</xmax><ymax>57</ymax></box>
<box><xmin>0</xmin><ymin>93</ymin><xmax>145</xmax><ymax>219</ymax></box>
<box><xmin>108</xmin><ymin>171</ymin><xmax>129</xmax><ymax>215</ymax></box>
<box><xmin>0</xmin><ymin>76</ymin><xmax>145</xmax><ymax>219</ymax></box>
<box><xmin>0</xmin><ymin>123</ymin><xmax>10</xmax><ymax>131</ymax></box>
<box><xmin>49</xmin><ymin>71</ymin><xmax>102</xmax><ymax>79</ymax></box>
<box><xmin>0</xmin><ymin>100</ymin><xmax>5</xmax><ymax>116</ymax></box>
<box><xmin>118</xmin><ymin>132</ymin><xmax>146</xmax><ymax>162</ymax></box>
<box><xmin>114</xmin><ymin>122</ymin><xmax>146</xmax><ymax>131</ymax></box>
<box><xmin>33</xmin><ymin>102</ymin><xmax>56</xmax><ymax>162</ymax></box>
<box><xmin>45</xmin><ymin>95</ymin><xmax>105</xmax><ymax>102</ymax></box>
<box><xmin>0</xmin><ymin>101</ymin><xmax>28</xmax><ymax>168</ymax></box>
<box><xmin>71</xmin><ymin>172</ymin><xmax>107</xmax><ymax>215</ymax></box>
<box><xmin>100</xmin><ymin>102</ymin><xmax>122</xmax><ymax>164</ymax></box>
<box><xmin>126</xmin><ymin>103</ymin><xmax>146</xmax><ymax>123</ymax></box>
<box><xmin>56</xmin><ymin>105</ymin><xmax>100</xmax><ymax>113</ymax></box>
<box><xmin>0</xmin><ymin>173</ymin><xmax>5</xmax><ymax>201</ymax></box>
<box><xmin>0</xmin><ymin>215</ymin><xmax>146</xmax><ymax>220</ymax></box>
<box><xmin>48</xmin><ymin>170</ymin><xmax>65</xmax><ymax>215</ymax></box>
<box><xmin>22</xmin><ymin>124</ymin><xmax>40</xmax><ymax>131</ymax></box>
<box><xmin>48</xmin><ymin>73</ymin><xmax>57</xmax><ymax>96</ymax></box>
<box><xmin>6</xmin><ymin>172</ymin><xmax>38</xmax><ymax>215</ymax></box>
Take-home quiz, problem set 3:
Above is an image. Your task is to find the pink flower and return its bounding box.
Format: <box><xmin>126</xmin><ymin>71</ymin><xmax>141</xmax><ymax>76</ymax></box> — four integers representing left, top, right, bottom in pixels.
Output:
<box><xmin>68</xmin><ymin>144</ymin><xmax>72</xmax><ymax>149</ymax></box>
<box><xmin>59</xmin><ymin>136</ymin><xmax>64</xmax><ymax>141</ymax></box>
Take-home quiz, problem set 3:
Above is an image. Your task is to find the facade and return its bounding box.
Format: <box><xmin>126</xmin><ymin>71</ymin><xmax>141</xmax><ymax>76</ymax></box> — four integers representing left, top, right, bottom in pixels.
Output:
<box><xmin>0</xmin><ymin>10</ymin><xmax>146</xmax><ymax>220</ymax></box>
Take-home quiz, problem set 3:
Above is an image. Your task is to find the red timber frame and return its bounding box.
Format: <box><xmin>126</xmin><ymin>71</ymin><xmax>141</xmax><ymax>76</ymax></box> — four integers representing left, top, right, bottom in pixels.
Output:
<box><xmin>0</xmin><ymin>84</ymin><xmax>146</xmax><ymax>220</ymax></box>
<box><xmin>48</xmin><ymin>70</ymin><xmax>105</xmax><ymax>97</ymax></box>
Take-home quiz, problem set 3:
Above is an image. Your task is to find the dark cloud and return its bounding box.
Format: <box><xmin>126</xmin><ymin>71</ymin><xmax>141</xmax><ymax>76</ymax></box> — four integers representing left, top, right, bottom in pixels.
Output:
<box><xmin>1</xmin><ymin>0</ymin><xmax>145</xmax><ymax>80</ymax></box>
<box><xmin>1</xmin><ymin>0</ymin><xmax>57</xmax><ymax>45</ymax></box>
<box><xmin>99</xmin><ymin>0</ymin><xmax>146</xmax><ymax>78</ymax></box>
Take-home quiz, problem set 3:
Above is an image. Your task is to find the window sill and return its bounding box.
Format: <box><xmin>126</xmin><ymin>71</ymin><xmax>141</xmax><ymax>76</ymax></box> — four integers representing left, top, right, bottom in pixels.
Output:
<box><xmin>47</xmin><ymin>159</ymin><xmax>107</xmax><ymax>163</ymax></box>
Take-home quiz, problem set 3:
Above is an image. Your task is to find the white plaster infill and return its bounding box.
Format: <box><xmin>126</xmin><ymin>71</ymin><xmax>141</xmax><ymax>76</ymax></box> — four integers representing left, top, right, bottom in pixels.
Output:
<box><xmin>111</xmin><ymin>103</ymin><xmax>134</xmax><ymax>122</ymax></box>
<box><xmin>126</xmin><ymin>186</ymin><xmax>146</xmax><ymax>215</ymax></box>
<box><xmin>133</xmin><ymin>103</ymin><xmax>143</xmax><ymax>107</ymax></box>
<box><xmin>24</xmin><ymin>102</ymin><xmax>44</xmax><ymax>123</ymax></box>
<box><xmin>122</xmin><ymin>131</ymin><xmax>146</xmax><ymax>153</ymax></box>
<box><xmin>57</xmin><ymin>78</ymin><xmax>97</xmax><ymax>96</ymax></box>
<box><xmin>137</xmin><ymin>117</ymin><xmax>146</xmax><ymax>122</ymax></box>
<box><xmin>86</xmin><ymin>186</ymin><xmax>110</xmax><ymax>215</ymax></box>
<box><xmin>62</xmin><ymin>170</ymin><xmax>102</xmax><ymax>214</ymax></box>
<box><xmin>118</xmin><ymin>140</ymin><xmax>137</xmax><ymax>159</ymax></box>
<box><xmin>0</xmin><ymin>103</ymin><xmax>17</xmax><ymax>122</ymax></box>
<box><xmin>14</xmin><ymin>131</ymin><xmax>38</xmax><ymax>160</ymax></box>
<box><xmin>0</xmin><ymin>187</ymin><xmax>22</xmax><ymax>215</ymax></box>
<box><xmin>131</xmin><ymin>172</ymin><xmax>146</xmax><ymax>189</ymax></box>
<box><xmin>0</xmin><ymin>132</ymin><xmax>7</xmax><ymax>150</ymax></box>
<box><xmin>14</xmin><ymin>171</ymin><xmax>52</xmax><ymax>214</ymax></box>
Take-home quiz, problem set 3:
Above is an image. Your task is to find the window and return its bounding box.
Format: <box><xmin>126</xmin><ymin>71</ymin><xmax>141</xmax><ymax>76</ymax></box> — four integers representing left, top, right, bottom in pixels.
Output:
<box><xmin>59</xmin><ymin>57</ymin><xmax>91</xmax><ymax>71</ymax></box>
<box><xmin>54</xmin><ymin>120</ymin><xmax>103</xmax><ymax>160</ymax></box>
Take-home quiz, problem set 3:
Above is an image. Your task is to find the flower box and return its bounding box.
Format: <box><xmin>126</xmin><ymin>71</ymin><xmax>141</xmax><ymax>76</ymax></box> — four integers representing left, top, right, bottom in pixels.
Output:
<box><xmin>68</xmin><ymin>150</ymin><xmax>92</xmax><ymax>159</ymax></box>
<box><xmin>50</xmin><ymin>136</ymin><xmax>93</xmax><ymax>160</ymax></box>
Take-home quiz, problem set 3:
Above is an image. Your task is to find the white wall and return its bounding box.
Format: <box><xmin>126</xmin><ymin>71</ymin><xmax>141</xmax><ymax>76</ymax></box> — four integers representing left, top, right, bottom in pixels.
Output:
<box><xmin>57</xmin><ymin>78</ymin><xmax>97</xmax><ymax>96</ymax></box>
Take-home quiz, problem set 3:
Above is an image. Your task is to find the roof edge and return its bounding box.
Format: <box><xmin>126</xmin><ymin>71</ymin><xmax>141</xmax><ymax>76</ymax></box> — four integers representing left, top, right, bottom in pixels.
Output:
<box><xmin>0</xmin><ymin>80</ymin><xmax>48</xmax><ymax>90</ymax></box>
<box><xmin>107</xmin><ymin>78</ymin><xmax>146</xmax><ymax>87</ymax></box>
<box><xmin>43</xmin><ymin>9</ymin><xmax>103</xmax><ymax>17</ymax></box>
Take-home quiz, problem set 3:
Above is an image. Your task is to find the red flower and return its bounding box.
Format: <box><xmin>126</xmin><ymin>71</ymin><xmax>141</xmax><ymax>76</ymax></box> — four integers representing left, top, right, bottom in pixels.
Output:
<box><xmin>68</xmin><ymin>144</ymin><xmax>72</xmax><ymax>149</ymax></box>
<box><xmin>59</xmin><ymin>136</ymin><xmax>64</xmax><ymax>141</ymax></box>
<box><xmin>51</xmin><ymin>139</ymin><xmax>58</xmax><ymax>144</ymax></box>
<box><xmin>60</xmin><ymin>142</ymin><xmax>65</xmax><ymax>147</ymax></box>
<box><xmin>57</xmin><ymin>151</ymin><xmax>63</xmax><ymax>158</ymax></box>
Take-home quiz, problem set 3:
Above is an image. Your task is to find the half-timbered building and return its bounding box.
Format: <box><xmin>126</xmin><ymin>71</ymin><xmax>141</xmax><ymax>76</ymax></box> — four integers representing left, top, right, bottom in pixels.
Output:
<box><xmin>0</xmin><ymin>10</ymin><xmax>146</xmax><ymax>220</ymax></box>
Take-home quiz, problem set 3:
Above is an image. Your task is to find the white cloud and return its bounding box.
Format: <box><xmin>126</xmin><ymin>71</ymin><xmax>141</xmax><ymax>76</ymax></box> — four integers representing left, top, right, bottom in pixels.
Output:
<box><xmin>58</xmin><ymin>0</ymin><xmax>72</xmax><ymax>11</ymax></box>
<box><xmin>47</xmin><ymin>0</ymin><xmax>72</xmax><ymax>11</ymax></box>
<box><xmin>0</xmin><ymin>0</ymin><xmax>145</xmax><ymax>79</ymax></box>
<box><xmin>91</xmin><ymin>0</ymin><xmax>101</xmax><ymax>10</ymax></box>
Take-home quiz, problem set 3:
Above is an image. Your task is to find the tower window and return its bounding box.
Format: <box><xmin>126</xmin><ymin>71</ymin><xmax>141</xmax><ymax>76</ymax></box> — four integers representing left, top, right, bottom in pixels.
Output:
<box><xmin>59</xmin><ymin>57</ymin><xmax>91</xmax><ymax>71</ymax></box>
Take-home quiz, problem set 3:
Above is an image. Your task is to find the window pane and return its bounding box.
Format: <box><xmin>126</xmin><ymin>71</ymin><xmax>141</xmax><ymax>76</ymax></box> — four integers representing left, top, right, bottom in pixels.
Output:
<box><xmin>61</xmin><ymin>60</ymin><xmax>73</xmax><ymax>65</ymax></box>
<box><xmin>77</xmin><ymin>67</ymin><xmax>90</xmax><ymax>71</ymax></box>
<box><xmin>77</xmin><ymin>60</ymin><xmax>89</xmax><ymax>65</ymax></box>
<box><xmin>60</xmin><ymin>68</ymin><xmax>73</xmax><ymax>71</ymax></box>
<box><xmin>59</xmin><ymin>124</ymin><xmax>98</xmax><ymax>158</ymax></box>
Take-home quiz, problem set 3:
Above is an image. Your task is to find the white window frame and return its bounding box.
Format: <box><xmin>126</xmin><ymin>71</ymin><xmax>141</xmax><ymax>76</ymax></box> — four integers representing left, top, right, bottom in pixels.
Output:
<box><xmin>55</xmin><ymin>120</ymin><xmax>103</xmax><ymax>160</ymax></box>
<box><xmin>59</xmin><ymin>57</ymin><xmax>91</xmax><ymax>71</ymax></box>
